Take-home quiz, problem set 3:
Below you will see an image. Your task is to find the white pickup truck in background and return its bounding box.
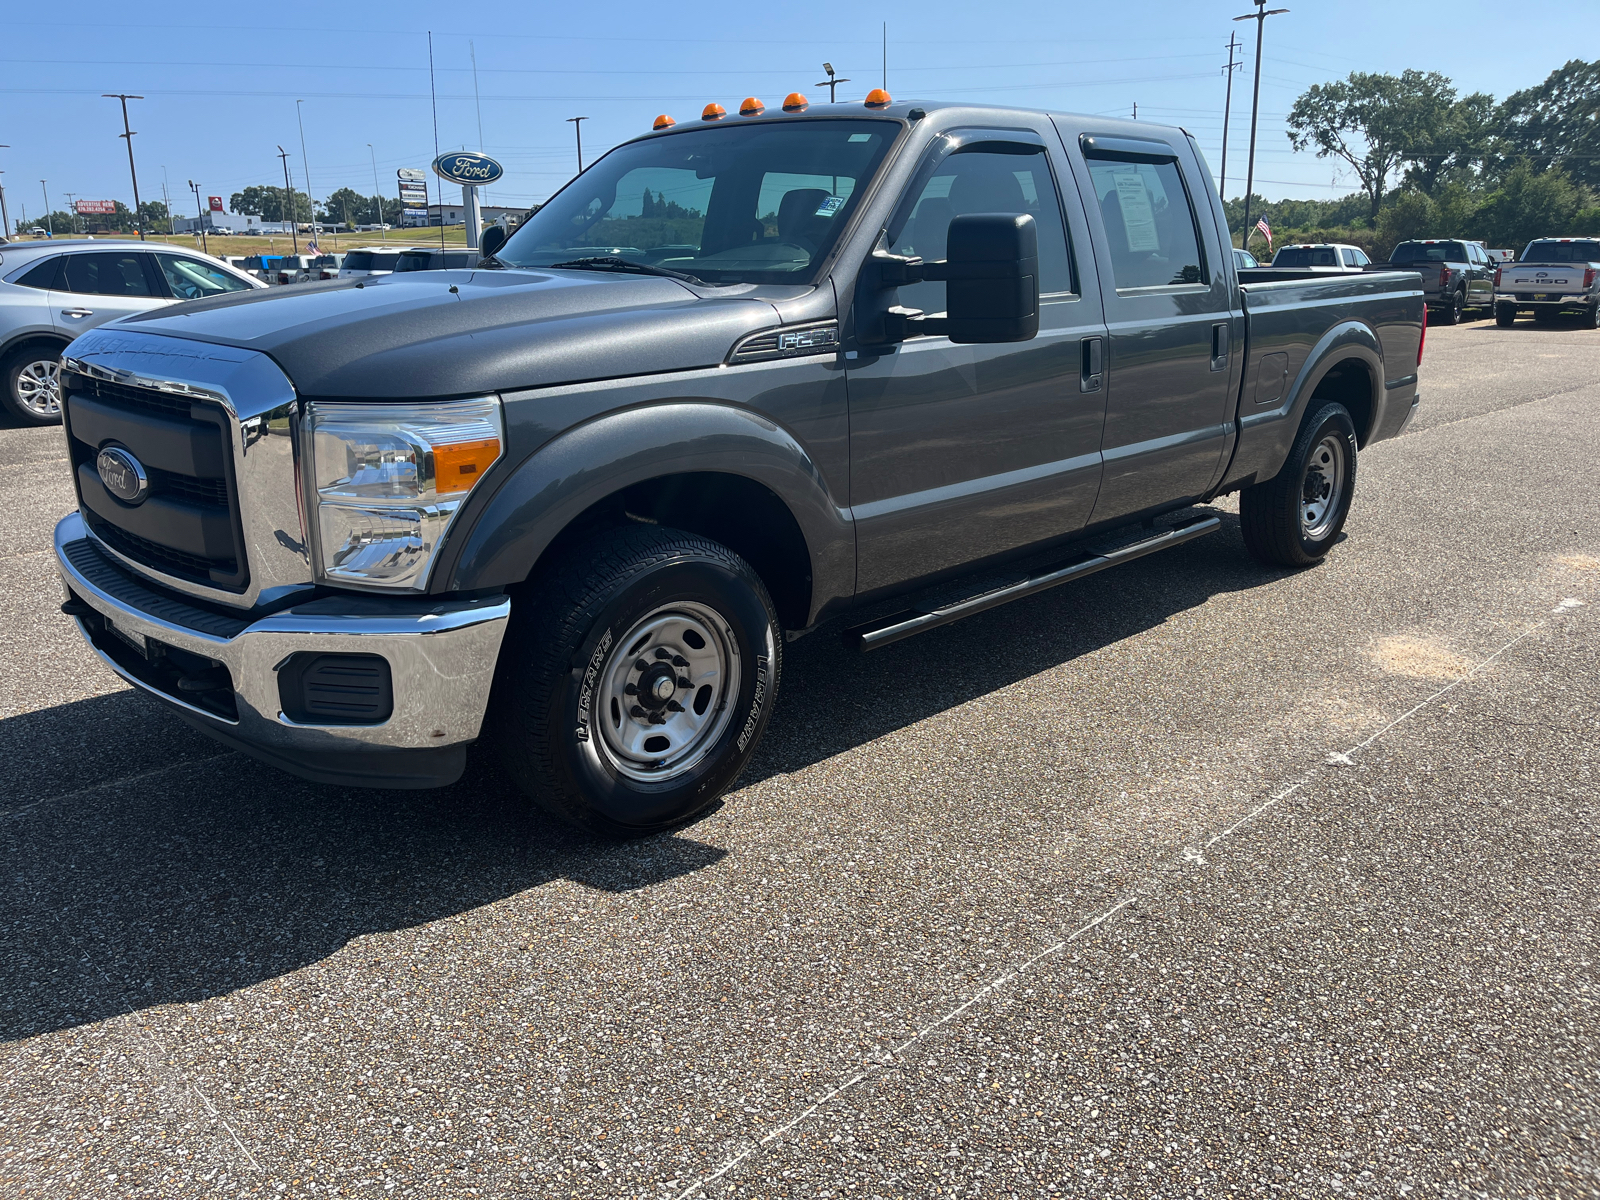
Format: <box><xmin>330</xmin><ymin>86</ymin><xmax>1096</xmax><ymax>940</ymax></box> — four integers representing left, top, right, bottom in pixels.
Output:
<box><xmin>1495</xmin><ymin>238</ymin><xmax>1600</xmax><ymax>328</ymax></box>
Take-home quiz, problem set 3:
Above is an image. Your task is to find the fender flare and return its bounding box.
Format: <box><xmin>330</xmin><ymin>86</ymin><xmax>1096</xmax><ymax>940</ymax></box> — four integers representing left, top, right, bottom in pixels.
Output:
<box><xmin>441</xmin><ymin>401</ymin><xmax>854</xmax><ymax>617</ymax></box>
<box><xmin>1223</xmin><ymin>319</ymin><xmax>1384</xmax><ymax>491</ymax></box>
<box><xmin>0</xmin><ymin>327</ymin><xmax>70</xmax><ymax>363</ymax></box>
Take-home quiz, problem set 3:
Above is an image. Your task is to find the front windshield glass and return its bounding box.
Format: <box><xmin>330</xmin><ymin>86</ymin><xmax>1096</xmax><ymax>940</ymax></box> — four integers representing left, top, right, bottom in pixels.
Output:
<box><xmin>1522</xmin><ymin>240</ymin><xmax>1600</xmax><ymax>262</ymax></box>
<box><xmin>497</xmin><ymin>118</ymin><xmax>899</xmax><ymax>284</ymax></box>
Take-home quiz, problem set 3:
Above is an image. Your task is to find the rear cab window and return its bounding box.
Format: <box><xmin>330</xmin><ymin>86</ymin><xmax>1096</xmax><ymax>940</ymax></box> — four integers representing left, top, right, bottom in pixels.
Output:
<box><xmin>1521</xmin><ymin>240</ymin><xmax>1600</xmax><ymax>262</ymax></box>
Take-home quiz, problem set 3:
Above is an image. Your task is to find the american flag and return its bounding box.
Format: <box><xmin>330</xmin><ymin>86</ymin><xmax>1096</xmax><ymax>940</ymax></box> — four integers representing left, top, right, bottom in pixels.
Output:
<box><xmin>1255</xmin><ymin>217</ymin><xmax>1272</xmax><ymax>249</ymax></box>
<box><xmin>306</xmin><ymin>238</ymin><xmax>319</xmax><ymax>255</ymax></box>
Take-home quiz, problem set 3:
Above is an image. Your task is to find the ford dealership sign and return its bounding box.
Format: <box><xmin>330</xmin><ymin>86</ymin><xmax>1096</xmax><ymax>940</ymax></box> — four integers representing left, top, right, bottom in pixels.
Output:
<box><xmin>432</xmin><ymin>152</ymin><xmax>504</xmax><ymax>186</ymax></box>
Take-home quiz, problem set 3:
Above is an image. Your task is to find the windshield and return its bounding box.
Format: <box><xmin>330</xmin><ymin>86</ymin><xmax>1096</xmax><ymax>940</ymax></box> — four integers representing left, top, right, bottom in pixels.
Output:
<box><xmin>343</xmin><ymin>251</ymin><xmax>402</xmax><ymax>271</ymax></box>
<box><xmin>497</xmin><ymin>118</ymin><xmax>899</xmax><ymax>284</ymax></box>
<box><xmin>1272</xmin><ymin>246</ymin><xmax>1339</xmax><ymax>267</ymax></box>
<box><xmin>1391</xmin><ymin>241</ymin><xmax>1467</xmax><ymax>263</ymax></box>
<box><xmin>1521</xmin><ymin>240</ymin><xmax>1600</xmax><ymax>263</ymax></box>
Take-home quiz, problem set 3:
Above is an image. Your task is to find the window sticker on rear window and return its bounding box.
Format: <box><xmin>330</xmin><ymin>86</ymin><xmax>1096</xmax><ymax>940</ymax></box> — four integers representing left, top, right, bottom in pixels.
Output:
<box><xmin>814</xmin><ymin>195</ymin><xmax>846</xmax><ymax>218</ymax></box>
<box><xmin>1111</xmin><ymin>168</ymin><xmax>1160</xmax><ymax>253</ymax></box>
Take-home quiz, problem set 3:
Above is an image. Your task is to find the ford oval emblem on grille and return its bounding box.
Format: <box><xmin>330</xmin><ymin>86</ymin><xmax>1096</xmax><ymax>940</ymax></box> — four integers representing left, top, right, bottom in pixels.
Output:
<box><xmin>96</xmin><ymin>446</ymin><xmax>149</xmax><ymax>504</ymax></box>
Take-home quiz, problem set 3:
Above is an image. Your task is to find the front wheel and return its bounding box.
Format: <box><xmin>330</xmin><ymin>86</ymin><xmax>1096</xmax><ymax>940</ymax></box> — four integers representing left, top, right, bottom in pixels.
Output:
<box><xmin>1239</xmin><ymin>403</ymin><xmax>1357</xmax><ymax>568</ymax></box>
<box><xmin>1</xmin><ymin>347</ymin><xmax>64</xmax><ymax>425</ymax></box>
<box><xmin>492</xmin><ymin>524</ymin><xmax>781</xmax><ymax>838</ymax></box>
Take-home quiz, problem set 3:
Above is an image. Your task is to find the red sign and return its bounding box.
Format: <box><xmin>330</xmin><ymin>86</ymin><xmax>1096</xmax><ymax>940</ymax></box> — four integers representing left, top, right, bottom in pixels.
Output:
<box><xmin>208</xmin><ymin>196</ymin><xmax>224</xmax><ymax>212</ymax></box>
<box><xmin>75</xmin><ymin>200</ymin><xmax>117</xmax><ymax>215</ymax></box>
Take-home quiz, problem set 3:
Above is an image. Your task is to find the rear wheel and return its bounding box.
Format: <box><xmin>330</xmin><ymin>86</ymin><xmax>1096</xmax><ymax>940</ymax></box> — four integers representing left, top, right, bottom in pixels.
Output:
<box><xmin>1495</xmin><ymin>304</ymin><xmax>1516</xmax><ymax>328</ymax></box>
<box><xmin>1</xmin><ymin>346</ymin><xmax>65</xmax><ymax>425</ymax></box>
<box><xmin>1585</xmin><ymin>303</ymin><xmax>1600</xmax><ymax>330</ymax></box>
<box><xmin>1438</xmin><ymin>289</ymin><xmax>1465</xmax><ymax>325</ymax></box>
<box><xmin>492</xmin><ymin>524</ymin><xmax>781</xmax><ymax>838</ymax></box>
<box><xmin>1239</xmin><ymin>403</ymin><xmax>1357</xmax><ymax>568</ymax></box>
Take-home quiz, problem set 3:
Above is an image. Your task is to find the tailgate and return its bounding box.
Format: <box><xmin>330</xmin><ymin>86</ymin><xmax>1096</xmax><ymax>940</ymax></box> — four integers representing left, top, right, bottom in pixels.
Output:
<box><xmin>1500</xmin><ymin>263</ymin><xmax>1590</xmax><ymax>297</ymax></box>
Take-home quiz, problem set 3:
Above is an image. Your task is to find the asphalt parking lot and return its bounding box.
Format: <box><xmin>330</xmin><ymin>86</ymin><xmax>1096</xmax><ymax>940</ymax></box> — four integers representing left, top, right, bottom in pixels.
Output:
<box><xmin>2</xmin><ymin>314</ymin><xmax>1597</xmax><ymax>1199</ymax></box>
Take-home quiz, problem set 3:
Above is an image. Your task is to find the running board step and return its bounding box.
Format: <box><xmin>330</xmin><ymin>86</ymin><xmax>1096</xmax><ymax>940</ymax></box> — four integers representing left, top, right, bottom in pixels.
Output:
<box><xmin>845</xmin><ymin>516</ymin><xmax>1222</xmax><ymax>652</ymax></box>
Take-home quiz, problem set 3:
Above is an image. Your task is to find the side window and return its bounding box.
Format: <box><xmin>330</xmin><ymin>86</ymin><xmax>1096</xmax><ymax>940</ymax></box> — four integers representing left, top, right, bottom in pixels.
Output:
<box><xmin>62</xmin><ymin>252</ymin><xmax>157</xmax><ymax>298</ymax></box>
<box><xmin>887</xmin><ymin>146</ymin><xmax>1074</xmax><ymax>315</ymax></box>
<box><xmin>1341</xmin><ymin>249</ymin><xmax>1357</xmax><ymax>267</ymax></box>
<box><xmin>1354</xmin><ymin>249</ymin><xmax>1371</xmax><ymax>267</ymax></box>
<box><xmin>14</xmin><ymin>257</ymin><xmax>63</xmax><ymax>290</ymax></box>
<box><xmin>1083</xmin><ymin>157</ymin><xmax>1205</xmax><ymax>290</ymax></box>
<box><xmin>157</xmin><ymin>255</ymin><xmax>254</xmax><ymax>300</ymax></box>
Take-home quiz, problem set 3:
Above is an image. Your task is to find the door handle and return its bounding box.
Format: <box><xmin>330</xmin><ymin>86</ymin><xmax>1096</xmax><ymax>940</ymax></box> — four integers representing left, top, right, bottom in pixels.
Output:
<box><xmin>1079</xmin><ymin>336</ymin><xmax>1103</xmax><ymax>394</ymax></box>
<box><xmin>60</xmin><ymin>308</ymin><xmax>94</xmax><ymax>319</ymax></box>
<box><xmin>1210</xmin><ymin>322</ymin><xmax>1230</xmax><ymax>371</ymax></box>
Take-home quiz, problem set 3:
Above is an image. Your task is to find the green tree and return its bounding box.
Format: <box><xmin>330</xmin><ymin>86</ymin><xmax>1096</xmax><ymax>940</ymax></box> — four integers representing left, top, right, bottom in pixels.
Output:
<box><xmin>229</xmin><ymin>184</ymin><xmax>311</xmax><ymax>223</ymax></box>
<box><xmin>1497</xmin><ymin>59</ymin><xmax>1600</xmax><ymax>190</ymax></box>
<box><xmin>1405</xmin><ymin>92</ymin><xmax>1497</xmax><ymax>195</ymax></box>
<box><xmin>1476</xmin><ymin>163</ymin><xmax>1585</xmax><ymax>251</ymax></box>
<box><xmin>1375</xmin><ymin>189</ymin><xmax>1439</xmax><ymax>252</ymax></box>
<box><xmin>319</xmin><ymin>187</ymin><xmax>368</xmax><ymax>228</ymax></box>
<box><xmin>1287</xmin><ymin>70</ymin><xmax>1456</xmax><ymax>219</ymax></box>
<box><xmin>137</xmin><ymin>200</ymin><xmax>169</xmax><ymax>233</ymax></box>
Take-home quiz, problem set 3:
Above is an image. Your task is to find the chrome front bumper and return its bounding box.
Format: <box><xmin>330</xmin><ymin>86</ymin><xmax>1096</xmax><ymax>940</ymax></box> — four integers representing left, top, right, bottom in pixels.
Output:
<box><xmin>54</xmin><ymin>512</ymin><xmax>510</xmax><ymax>788</ymax></box>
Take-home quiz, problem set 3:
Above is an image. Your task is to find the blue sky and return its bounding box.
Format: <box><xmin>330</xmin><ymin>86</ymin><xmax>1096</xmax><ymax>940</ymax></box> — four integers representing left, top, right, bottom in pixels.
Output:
<box><xmin>2</xmin><ymin>0</ymin><xmax>1594</xmax><ymax>225</ymax></box>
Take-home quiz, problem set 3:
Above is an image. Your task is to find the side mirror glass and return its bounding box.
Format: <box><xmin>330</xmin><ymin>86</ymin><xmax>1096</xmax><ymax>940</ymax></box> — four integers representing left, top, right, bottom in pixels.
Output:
<box><xmin>940</xmin><ymin>213</ymin><xmax>1040</xmax><ymax>344</ymax></box>
<box><xmin>479</xmin><ymin>224</ymin><xmax>509</xmax><ymax>260</ymax></box>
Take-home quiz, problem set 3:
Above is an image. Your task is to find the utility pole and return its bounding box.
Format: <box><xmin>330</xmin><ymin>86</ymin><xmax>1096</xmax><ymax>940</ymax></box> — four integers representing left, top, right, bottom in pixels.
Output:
<box><xmin>296</xmin><ymin>99</ymin><xmax>315</xmax><ymax>235</ymax></box>
<box><xmin>1234</xmin><ymin>1</ymin><xmax>1288</xmax><ymax>250</ymax></box>
<box><xmin>277</xmin><ymin>145</ymin><xmax>299</xmax><ymax>253</ymax></box>
<box><xmin>189</xmin><ymin>180</ymin><xmax>208</xmax><ymax>255</ymax></box>
<box><xmin>0</xmin><ymin>146</ymin><xmax>11</xmax><ymax>240</ymax></box>
<box><xmin>160</xmin><ymin>167</ymin><xmax>172</xmax><ymax>238</ymax></box>
<box><xmin>368</xmin><ymin>143</ymin><xmax>387</xmax><ymax>241</ymax></box>
<box><xmin>64</xmin><ymin>191</ymin><xmax>77</xmax><ymax>235</ymax></box>
<box><xmin>470</xmin><ymin>41</ymin><xmax>487</xmax><ymax>206</ymax></box>
<box><xmin>815</xmin><ymin>63</ymin><xmax>850</xmax><ymax>104</ymax></box>
<box><xmin>566</xmin><ymin>116</ymin><xmax>588</xmax><ymax>175</ymax></box>
<box><xmin>40</xmin><ymin>181</ymin><xmax>52</xmax><ymax>237</ymax></box>
<box><xmin>103</xmin><ymin>94</ymin><xmax>146</xmax><ymax>240</ymax></box>
<box><xmin>1219</xmin><ymin>30</ymin><xmax>1242</xmax><ymax>208</ymax></box>
<box><xmin>1132</xmin><ymin>102</ymin><xmax>1138</xmax><ymax>120</ymax></box>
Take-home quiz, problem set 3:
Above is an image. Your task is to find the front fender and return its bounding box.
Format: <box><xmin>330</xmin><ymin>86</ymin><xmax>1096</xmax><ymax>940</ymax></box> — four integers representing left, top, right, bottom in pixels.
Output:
<box><xmin>1221</xmin><ymin>318</ymin><xmax>1384</xmax><ymax>492</ymax></box>
<box><xmin>442</xmin><ymin>401</ymin><xmax>854</xmax><ymax>616</ymax></box>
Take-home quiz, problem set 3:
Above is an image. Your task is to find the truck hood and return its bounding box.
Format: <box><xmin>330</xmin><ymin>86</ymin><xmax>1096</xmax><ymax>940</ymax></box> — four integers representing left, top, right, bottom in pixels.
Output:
<box><xmin>111</xmin><ymin>268</ymin><xmax>783</xmax><ymax>398</ymax></box>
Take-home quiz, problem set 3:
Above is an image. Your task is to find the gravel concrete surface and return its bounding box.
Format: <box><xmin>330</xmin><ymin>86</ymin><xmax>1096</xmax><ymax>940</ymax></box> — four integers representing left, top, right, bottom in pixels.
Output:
<box><xmin>1</xmin><ymin>313</ymin><xmax>1596</xmax><ymax>1199</ymax></box>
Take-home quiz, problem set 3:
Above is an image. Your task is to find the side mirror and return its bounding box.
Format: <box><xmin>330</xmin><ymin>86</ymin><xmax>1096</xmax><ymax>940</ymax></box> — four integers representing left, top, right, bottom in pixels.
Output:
<box><xmin>939</xmin><ymin>213</ymin><xmax>1040</xmax><ymax>344</ymax></box>
<box><xmin>865</xmin><ymin>213</ymin><xmax>1040</xmax><ymax>345</ymax></box>
<box><xmin>479</xmin><ymin>224</ymin><xmax>509</xmax><ymax>260</ymax></box>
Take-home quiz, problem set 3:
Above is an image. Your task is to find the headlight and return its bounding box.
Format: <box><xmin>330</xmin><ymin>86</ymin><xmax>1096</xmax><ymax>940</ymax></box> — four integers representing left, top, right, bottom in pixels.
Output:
<box><xmin>304</xmin><ymin>397</ymin><xmax>503</xmax><ymax>590</ymax></box>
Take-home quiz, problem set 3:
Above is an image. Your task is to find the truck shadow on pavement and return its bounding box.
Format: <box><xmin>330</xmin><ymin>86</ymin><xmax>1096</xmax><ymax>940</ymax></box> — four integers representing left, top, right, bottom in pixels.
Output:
<box><xmin>3</xmin><ymin>509</ymin><xmax>1281</xmax><ymax>1042</ymax></box>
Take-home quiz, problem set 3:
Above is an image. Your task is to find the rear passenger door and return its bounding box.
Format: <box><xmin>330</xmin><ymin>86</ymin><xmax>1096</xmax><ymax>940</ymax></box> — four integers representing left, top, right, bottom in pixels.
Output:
<box><xmin>1058</xmin><ymin>128</ymin><xmax>1238</xmax><ymax>524</ymax></box>
<box><xmin>50</xmin><ymin>251</ymin><xmax>171</xmax><ymax>338</ymax></box>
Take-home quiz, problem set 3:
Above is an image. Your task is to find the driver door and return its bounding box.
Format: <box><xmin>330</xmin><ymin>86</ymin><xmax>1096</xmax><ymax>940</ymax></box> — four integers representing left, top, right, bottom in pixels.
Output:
<box><xmin>845</xmin><ymin>127</ymin><xmax>1109</xmax><ymax>597</ymax></box>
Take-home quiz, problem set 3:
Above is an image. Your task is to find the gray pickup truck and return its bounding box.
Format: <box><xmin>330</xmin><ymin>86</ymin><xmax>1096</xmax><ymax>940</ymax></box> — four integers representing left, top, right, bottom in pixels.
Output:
<box><xmin>52</xmin><ymin>100</ymin><xmax>1424</xmax><ymax>835</ymax></box>
<box><xmin>1385</xmin><ymin>239</ymin><xmax>1496</xmax><ymax>324</ymax></box>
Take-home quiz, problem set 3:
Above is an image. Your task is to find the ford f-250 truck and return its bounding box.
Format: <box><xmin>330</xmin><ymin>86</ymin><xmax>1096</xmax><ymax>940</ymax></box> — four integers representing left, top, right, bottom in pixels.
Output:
<box><xmin>52</xmin><ymin>99</ymin><xmax>1424</xmax><ymax>836</ymax></box>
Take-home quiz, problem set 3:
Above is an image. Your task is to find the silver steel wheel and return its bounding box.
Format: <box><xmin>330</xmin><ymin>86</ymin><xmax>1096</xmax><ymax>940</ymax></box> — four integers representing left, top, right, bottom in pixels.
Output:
<box><xmin>1300</xmin><ymin>433</ymin><xmax>1346</xmax><ymax>540</ymax></box>
<box><xmin>13</xmin><ymin>359</ymin><xmax>60</xmax><ymax>417</ymax></box>
<box><xmin>594</xmin><ymin>602</ymin><xmax>741</xmax><ymax>784</ymax></box>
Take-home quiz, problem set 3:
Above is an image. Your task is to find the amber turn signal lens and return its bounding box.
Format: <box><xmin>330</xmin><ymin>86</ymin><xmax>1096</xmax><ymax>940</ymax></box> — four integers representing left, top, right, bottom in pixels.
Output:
<box><xmin>701</xmin><ymin>102</ymin><xmax>726</xmax><ymax>121</ymax></box>
<box><xmin>433</xmin><ymin>437</ymin><xmax>501</xmax><ymax>496</ymax></box>
<box><xmin>782</xmin><ymin>92</ymin><xmax>809</xmax><ymax>112</ymax></box>
<box><xmin>739</xmin><ymin>97</ymin><xmax>765</xmax><ymax>116</ymax></box>
<box><xmin>653</xmin><ymin>114</ymin><xmax>676</xmax><ymax>130</ymax></box>
<box><xmin>864</xmin><ymin>88</ymin><xmax>891</xmax><ymax>108</ymax></box>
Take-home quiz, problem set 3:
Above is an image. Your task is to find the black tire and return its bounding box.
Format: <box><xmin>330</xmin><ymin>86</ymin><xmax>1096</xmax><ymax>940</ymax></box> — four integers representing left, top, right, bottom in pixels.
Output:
<box><xmin>1585</xmin><ymin>303</ymin><xmax>1600</xmax><ymax>331</ymax></box>
<box><xmin>492</xmin><ymin>524</ymin><xmax>781</xmax><ymax>838</ymax></box>
<box><xmin>1438</xmin><ymin>289</ymin><xmax>1465</xmax><ymax>325</ymax></box>
<box><xmin>1239</xmin><ymin>402</ymin><xmax>1358</xmax><ymax>568</ymax></box>
<box><xmin>1</xmin><ymin>345</ymin><xmax>66</xmax><ymax>426</ymax></box>
<box><xmin>1495</xmin><ymin>304</ymin><xmax>1516</xmax><ymax>328</ymax></box>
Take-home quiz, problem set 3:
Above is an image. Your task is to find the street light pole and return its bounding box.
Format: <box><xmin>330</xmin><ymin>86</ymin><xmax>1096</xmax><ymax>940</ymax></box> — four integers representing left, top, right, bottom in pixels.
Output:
<box><xmin>189</xmin><ymin>180</ymin><xmax>208</xmax><ymax>256</ymax></box>
<box><xmin>566</xmin><ymin>117</ymin><xmax>589</xmax><ymax>175</ymax></box>
<box><xmin>277</xmin><ymin>146</ymin><xmax>299</xmax><ymax>254</ymax></box>
<box><xmin>1234</xmin><ymin>1</ymin><xmax>1288</xmax><ymax>250</ymax></box>
<box><xmin>103</xmin><ymin>94</ymin><xmax>146</xmax><ymax>240</ymax></box>
<box><xmin>64</xmin><ymin>191</ymin><xmax>78</xmax><ymax>235</ymax></box>
<box><xmin>815</xmin><ymin>62</ymin><xmax>851</xmax><ymax>103</ymax></box>
<box><xmin>296</xmin><ymin>99</ymin><xmax>315</xmax><ymax>238</ymax></box>
<box><xmin>0</xmin><ymin>146</ymin><xmax>10</xmax><ymax>240</ymax></box>
<box><xmin>368</xmin><ymin>143</ymin><xmax>386</xmax><ymax>242</ymax></box>
<box><xmin>40</xmin><ymin>181</ymin><xmax>52</xmax><ymax>237</ymax></box>
<box><xmin>1219</xmin><ymin>30</ymin><xmax>1242</xmax><ymax>207</ymax></box>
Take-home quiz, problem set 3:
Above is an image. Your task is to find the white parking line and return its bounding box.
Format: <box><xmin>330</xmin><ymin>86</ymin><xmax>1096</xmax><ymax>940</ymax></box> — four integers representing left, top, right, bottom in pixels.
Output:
<box><xmin>673</xmin><ymin>598</ymin><xmax>1587</xmax><ymax>1198</ymax></box>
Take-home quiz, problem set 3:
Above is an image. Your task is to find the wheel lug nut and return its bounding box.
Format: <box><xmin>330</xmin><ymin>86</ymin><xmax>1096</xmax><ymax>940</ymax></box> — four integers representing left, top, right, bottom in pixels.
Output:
<box><xmin>666</xmin><ymin>701</ymin><xmax>684</xmax><ymax>713</ymax></box>
<box><xmin>633</xmin><ymin>659</ymin><xmax>649</xmax><ymax>672</ymax></box>
<box><xmin>676</xmin><ymin>676</ymin><xmax>691</xmax><ymax>688</ymax></box>
<box><xmin>630</xmin><ymin>705</ymin><xmax>646</xmax><ymax>718</ymax></box>
<box><xmin>624</xmin><ymin>683</ymin><xmax>638</xmax><ymax>696</ymax></box>
<box><xmin>653</xmin><ymin>648</ymin><xmax>672</xmax><ymax>660</ymax></box>
<box><xmin>671</xmin><ymin>654</ymin><xmax>689</xmax><ymax>667</ymax></box>
<box><xmin>649</xmin><ymin>713</ymin><xmax>667</xmax><ymax>725</ymax></box>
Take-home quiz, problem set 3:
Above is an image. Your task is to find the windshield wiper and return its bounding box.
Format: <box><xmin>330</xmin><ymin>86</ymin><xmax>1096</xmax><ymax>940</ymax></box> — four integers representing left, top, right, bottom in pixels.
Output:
<box><xmin>547</xmin><ymin>255</ymin><xmax>709</xmax><ymax>286</ymax></box>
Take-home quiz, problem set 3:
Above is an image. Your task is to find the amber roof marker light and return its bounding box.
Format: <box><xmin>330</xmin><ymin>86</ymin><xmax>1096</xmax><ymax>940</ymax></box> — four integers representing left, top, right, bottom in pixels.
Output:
<box><xmin>653</xmin><ymin>114</ymin><xmax>676</xmax><ymax>130</ymax></box>
<box><xmin>864</xmin><ymin>88</ymin><xmax>891</xmax><ymax>108</ymax></box>
<box><xmin>783</xmin><ymin>92</ymin><xmax>809</xmax><ymax>113</ymax></box>
<box><xmin>739</xmin><ymin>97</ymin><xmax>766</xmax><ymax>116</ymax></box>
<box><xmin>701</xmin><ymin>102</ymin><xmax>727</xmax><ymax>121</ymax></box>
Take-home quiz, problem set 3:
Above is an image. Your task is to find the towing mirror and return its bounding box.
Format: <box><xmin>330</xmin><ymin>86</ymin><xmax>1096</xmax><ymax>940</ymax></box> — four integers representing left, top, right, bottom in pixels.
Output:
<box><xmin>479</xmin><ymin>224</ymin><xmax>509</xmax><ymax>260</ymax></box>
<box><xmin>869</xmin><ymin>213</ymin><xmax>1040</xmax><ymax>344</ymax></box>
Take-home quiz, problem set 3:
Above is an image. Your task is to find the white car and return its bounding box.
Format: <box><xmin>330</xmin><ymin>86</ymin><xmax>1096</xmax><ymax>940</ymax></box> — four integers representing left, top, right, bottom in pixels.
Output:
<box><xmin>1269</xmin><ymin>242</ymin><xmax>1372</xmax><ymax>271</ymax></box>
<box><xmin>0</xmin><ymin>239</ymin><xmax>265</xmax><ymax>425</ymax></box>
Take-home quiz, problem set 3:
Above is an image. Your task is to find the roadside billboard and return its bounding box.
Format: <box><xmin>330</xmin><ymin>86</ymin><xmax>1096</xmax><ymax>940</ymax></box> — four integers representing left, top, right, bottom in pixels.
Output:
<box><xmin>208</xmin><ymin>196</ymin><xmax>224</xmax><ymax>212</ymax></box>
<box><xmin>75</xmin><ymin>200</ymin><xmax>117</xmax><ymax>215</ymax></box>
